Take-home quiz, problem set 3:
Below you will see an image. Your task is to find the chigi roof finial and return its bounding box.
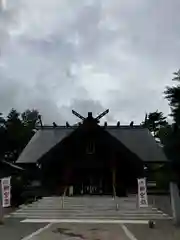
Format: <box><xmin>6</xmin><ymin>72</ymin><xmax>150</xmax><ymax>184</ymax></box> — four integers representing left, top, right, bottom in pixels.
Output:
<box><xmin>72</xmin><ymin>109</ymin><xmax>109</xmax><ymax>124</ymax></box>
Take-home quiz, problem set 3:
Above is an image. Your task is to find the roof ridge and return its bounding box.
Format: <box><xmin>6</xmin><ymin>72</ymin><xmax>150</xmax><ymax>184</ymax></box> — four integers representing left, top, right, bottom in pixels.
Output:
<box><xmin>36</xmin><ymin>125</ymin><xmax>146</xmax><ymax>130</ymax></box>
<box><xmin>104</xmin><ymin>125</ymin><xmax>145</xmax><ymax>129</ymax></box>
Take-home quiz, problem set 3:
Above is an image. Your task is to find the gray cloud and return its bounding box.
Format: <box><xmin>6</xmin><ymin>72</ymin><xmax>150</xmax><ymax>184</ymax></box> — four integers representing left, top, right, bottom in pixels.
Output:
<box><xmin>0</xmin><ymin>0</ymin><xmax>179</xmax><ymax>124</ymax></box>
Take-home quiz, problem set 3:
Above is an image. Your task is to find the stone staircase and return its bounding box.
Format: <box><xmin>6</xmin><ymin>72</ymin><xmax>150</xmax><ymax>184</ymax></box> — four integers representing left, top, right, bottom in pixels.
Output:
<box><xmin>9</xmin><ymin>196</ymin><xmax>172</xmax><ymax>220</ymax></box>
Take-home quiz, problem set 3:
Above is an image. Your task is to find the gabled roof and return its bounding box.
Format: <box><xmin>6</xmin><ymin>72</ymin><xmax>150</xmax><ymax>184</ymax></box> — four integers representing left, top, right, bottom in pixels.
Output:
<box><xmin>106</xmin><ymin>127</ymin><xmax>167</xmax><ymax>162</ymax></box>
<box><xmin>17</xmin><ymin>128</ymin><xmax>74</xmax><ymax>163</ymax></box>
<box><xmin>16</xmin><ymin>125</ymin><xmax>168</xmax><ymax>164</ymax></box>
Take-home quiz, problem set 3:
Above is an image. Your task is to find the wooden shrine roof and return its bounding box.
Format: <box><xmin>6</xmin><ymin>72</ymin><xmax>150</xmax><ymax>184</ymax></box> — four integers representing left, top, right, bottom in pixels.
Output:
<box><xmin>16</xmin><ymin>125</ymin><xmax>168</xmax><ymax>164</ymax></box>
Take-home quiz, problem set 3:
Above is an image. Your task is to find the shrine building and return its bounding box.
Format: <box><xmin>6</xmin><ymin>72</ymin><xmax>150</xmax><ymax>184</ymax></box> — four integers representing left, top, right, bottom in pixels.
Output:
<box><xmin>17</xmin><ymin>110</ymin><xmax>168</xmax><ymax>196</ymax></box>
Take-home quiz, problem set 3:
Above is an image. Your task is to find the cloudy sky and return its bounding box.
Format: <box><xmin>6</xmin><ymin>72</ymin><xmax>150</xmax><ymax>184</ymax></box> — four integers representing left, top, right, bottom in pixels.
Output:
<box><xmin>0</xmin><ymin>0</ymin><xmax>179</xmax><ymax>125</ymax></box>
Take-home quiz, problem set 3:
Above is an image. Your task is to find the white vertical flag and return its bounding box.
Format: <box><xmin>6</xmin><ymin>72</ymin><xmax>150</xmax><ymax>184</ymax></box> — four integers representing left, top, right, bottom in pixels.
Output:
<box><xmin>137</xmin><ymin>178</ymin><xmax>148</xmax><ymax>208</ymax></box>
<box><xmin>1</xmin><ymin>177</ymin><xmax>11</xmax><ymax>208</ymax></box>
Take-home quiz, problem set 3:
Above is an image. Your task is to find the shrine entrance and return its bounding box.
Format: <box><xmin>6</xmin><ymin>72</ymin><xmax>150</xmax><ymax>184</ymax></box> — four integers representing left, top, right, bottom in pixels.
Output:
<box><xmin>70</xmin><ymin>166</ymin><xmax>113</xmax><ymax>195</ymax></box>
<box><xmin>40</xmin><ymin>111</ymin><xmax>144</xmax><ymax>196</ymax></box>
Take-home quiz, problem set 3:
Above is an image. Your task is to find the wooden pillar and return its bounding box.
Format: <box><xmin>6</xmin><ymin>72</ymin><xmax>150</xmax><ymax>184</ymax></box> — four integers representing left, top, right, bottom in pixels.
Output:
<box><xmin>112</xmin><ymin>167</ymin><xmax>116</xmax><ymax>198</ymax></box>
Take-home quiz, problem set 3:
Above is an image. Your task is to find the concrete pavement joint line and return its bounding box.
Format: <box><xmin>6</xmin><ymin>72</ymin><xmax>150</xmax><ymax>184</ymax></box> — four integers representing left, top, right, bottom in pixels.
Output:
<box><xmin>121</xmin><ymin>224</ymin><xmax>139</xmax><ymax>240</ymax></box>
<box><xmin>21</xmin><ymin>219</ymin><xmax>149</xmax><ymax>224</ymax></box>
<box><xmin>21</xmin><ymin>223</ymin><xmax>53</xmax><ymax>240</ymax></box>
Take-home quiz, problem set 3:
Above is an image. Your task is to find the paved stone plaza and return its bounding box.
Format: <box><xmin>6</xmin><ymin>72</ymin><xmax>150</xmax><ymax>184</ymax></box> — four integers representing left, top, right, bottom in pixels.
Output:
<box><xmin>22</xmin><ymin>222</ymin><xmax>180</xmax><ymax>240</ymax></box>
<box><xmin>1</xmin><ymin>221</ymin><xmax>180</xmax><ymax>240</ymax></box>
<box><xmin>0</xmin><ymin>196</ymin><xmax>179</xmax><ymax>240</ymax></box>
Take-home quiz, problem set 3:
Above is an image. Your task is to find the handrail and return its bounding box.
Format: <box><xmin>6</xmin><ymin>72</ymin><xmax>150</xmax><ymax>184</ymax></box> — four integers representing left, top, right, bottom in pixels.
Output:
<box><xmin>61</xmin><ymin>195</ymin><xmax>64</xmax><ymax>209</ymax></box>
<box><xmin>113</xmin><ymin>184</ymin><xmax>116</xmax><ymax>199</ymax></box>
<box><xmin>112</xmin><ymin>184</ymin><xmax>119</xmax><ymax>210</ymax></box>
<box><xmin>61</xmin><ymin>186</ymin><xmax>68</xmax><ymax>209</ymax></box>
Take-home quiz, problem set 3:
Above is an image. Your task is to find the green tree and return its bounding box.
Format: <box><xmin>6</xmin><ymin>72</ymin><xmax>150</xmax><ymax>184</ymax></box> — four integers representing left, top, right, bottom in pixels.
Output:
<box><xmin>165</xmin><ymin>70</ymin><xmax>180</xmax><ymax>126</ymax></box>
<box><xmin>0</xmin><ymin>112</ymin><xmax>7</xmax><ymax>160</ymax></box>
<box><xmin>21</xmin><ymin>109</ymin><xmax>39</xmax><ymax>145</ymax></box>
<box><xmin>156</xmin><ymin>124</ymin><xmax>172</xmax><ymax>146</ymax></box>
<box><xmin>4</xmin><ymin>109</ymin><xmax>39</xmax><ymax>162</ymax></box>
<box><xmin>164</xmin><ymin>70</ymin><xmax>180</xmax><ymax>179</ymax></box>
<box><xmin>5</xmin><ymin>109</ymin><xmax>24</xmax><ymax>162</ymax></box>
<box><xmin>21</xmin><ymin>109</ymin><xmax>39</xmax><ymax>128</ymax></box>
<box><xmin>142</xmin><ymin>110</ymin><xmax>168</xmax><ymax>138</ymax></box>
<box><xmin>0</xmin><ymin>112</ymin><xmax>5</xmax><ymax>125</ymax></box>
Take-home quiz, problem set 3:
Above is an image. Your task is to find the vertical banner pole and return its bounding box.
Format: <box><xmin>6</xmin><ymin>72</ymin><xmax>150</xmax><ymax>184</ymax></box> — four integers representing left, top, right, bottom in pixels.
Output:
<box><xmin>0</xmin><ymin>176</ymin><xmax>11</xmax><ymax>224</ymax></box>
<box><xmin>137</xmin><ymin>178</ymin><xmax>148</xmax><ymax>208</ymax></box>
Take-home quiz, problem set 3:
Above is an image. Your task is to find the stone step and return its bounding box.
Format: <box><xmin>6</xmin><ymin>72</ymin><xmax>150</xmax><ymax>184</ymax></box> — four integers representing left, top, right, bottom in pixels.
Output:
<box><xmin>12</xmin><ymin>211</ymin><xmax>164</xmax><ymax>216</ymax></box>
<box><xmin>21</xmin><ymin>205</ymin><xmax>138</xmax><ymax>208</ymax></box>
<box><xmin>10</xmin><ymin>197</ymin><xmax>171</xmax><ymax>221</ymax></box>
<box><xmin>30</xmin><ymin>204</ymin><xmax>120</xmax><ymax>206</ymax></box>
<box><xmin>15</xmin><ymin>209</ymin><xmax>161</xmax><ymax>213</ymax></box>
<box><xmin>19</xmin><ymin>208</ymin><xmax>157</xmax><ymax>212</ymax></box>
<box><xmin>10</xmin><ymin>215</ymin><xmax>172</xmax><ymax>220</ymax></box>
<box><xmin>32</xmin><ymin>199</ymin><xmax>136</xmax><ymax>202</ymax></box>
<box><xmin>24</xmin><ymin>205</ymin><xmax>138</xmax><ymax>209</ymax></box>
<box><xmin>11</xmin><ymin>209</ymin><xmax>166</xmax><ymax>215</ymax></box>
<box><xmin>18</xmin><ymin>208</ymin><xmax>156</xmax><ymax>213</ymax></box>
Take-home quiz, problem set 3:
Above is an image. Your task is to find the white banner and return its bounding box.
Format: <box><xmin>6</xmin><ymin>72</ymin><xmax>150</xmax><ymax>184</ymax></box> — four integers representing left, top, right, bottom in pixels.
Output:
<box><xmin>1</xmin><ymin>177</ymin><xmax>11</xmax><ymax>208</ymax></box>
<box><xmin>137</xmin><ymin>178</ymin><xmax>148</xmax><ymax>208</ymax></box>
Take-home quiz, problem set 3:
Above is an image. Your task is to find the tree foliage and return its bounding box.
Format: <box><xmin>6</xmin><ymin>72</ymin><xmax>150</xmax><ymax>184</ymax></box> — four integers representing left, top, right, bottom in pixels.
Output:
<box><xmin>159</xmin><ymin>70</ymin><xmax>180</xmax><ymax>180</ymax></box>
<box><xmin>0</xmin><ymin>112</ymin><xmax>7</xmax><ymax>159</ymax></box>
<box><xmin>142</xmin><ymin>70</ymin><xmax>180</xmax><ymax>167</ymax></box>
<box><xmin>140</xmin><ymin>69</ymin><xmax>180</xmax><ymax>180</ymax></box>
<box><xmin>0</xmin><ymin>108</ymin><xmax>39</xmax><ymax>163</ymax></box>
<box><xmin>141</xmin><ymin>110</ymin><xmax>168</xmax><ymax>138</ymax></box>
<box><xmin>165</xmin><ymin>70</ymin><xmax>180</xmax><ymax>126</ymax></box>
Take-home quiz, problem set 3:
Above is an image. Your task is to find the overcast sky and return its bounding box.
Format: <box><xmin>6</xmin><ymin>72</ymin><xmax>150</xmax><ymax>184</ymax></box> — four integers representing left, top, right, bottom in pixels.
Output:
<box><xmin>0</xmin><ymin>0</ymin><xmax>179</xmax><ymax>125</ymax></box>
